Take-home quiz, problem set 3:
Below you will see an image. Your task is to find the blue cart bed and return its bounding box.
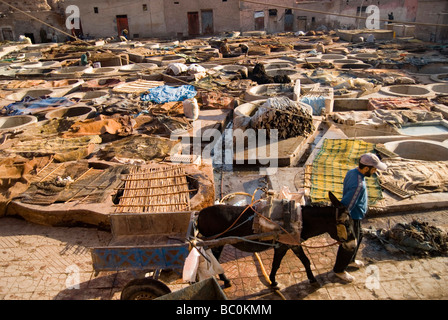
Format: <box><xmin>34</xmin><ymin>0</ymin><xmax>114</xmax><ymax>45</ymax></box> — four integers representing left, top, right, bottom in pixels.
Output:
<box><xmin>91</xmin><ymin>211</ymin><xmax>193</xmax><ymax>274</ymax></box>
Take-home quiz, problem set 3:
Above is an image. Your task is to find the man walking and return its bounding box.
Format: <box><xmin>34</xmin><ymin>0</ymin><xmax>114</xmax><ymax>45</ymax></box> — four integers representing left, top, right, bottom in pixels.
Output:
<box><xmin>333</xmin><ymin>153</ymin><xmax>387</xmax><ymax>282</ymax></box>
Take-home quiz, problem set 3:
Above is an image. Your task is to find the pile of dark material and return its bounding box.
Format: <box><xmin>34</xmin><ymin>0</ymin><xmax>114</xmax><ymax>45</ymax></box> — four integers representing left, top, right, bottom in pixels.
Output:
<box><xmin>249</xmin><ymin>97</ymin><xmax>315</xmax><ymax>140</ymax></box>
<box><xmin>250</xmin><ymin>63</ymin><xmax>291</xmax><ymax>85</ymax></box>
<box><xmin>434</xmin><ymin>94</ymin><xmax>448</xmax><ymax>106</ymax></box>
<box><xmin>368</xmin><ymin>220</ymin><xmax>448</xmax><ymax>257</ymax></box>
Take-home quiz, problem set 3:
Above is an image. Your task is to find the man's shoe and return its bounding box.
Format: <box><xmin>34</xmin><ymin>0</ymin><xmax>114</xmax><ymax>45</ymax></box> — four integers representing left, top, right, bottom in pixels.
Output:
<box><xmin>348</xmin><ymin>260</ymin><xmax>364</xmax><ymax>268</ymax></box>
<box><xmin>333</xmin><ymin>271</ymin><xmax>355</xmax><ymax>282</ymax></box>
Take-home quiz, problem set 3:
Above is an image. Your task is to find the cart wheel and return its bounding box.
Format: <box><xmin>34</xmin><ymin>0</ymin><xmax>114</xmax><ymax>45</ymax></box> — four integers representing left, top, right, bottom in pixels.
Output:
<box><xmin>120</xmin><ymin>278</ymin><xmax>171</xmax><ymax>300</ymax></box>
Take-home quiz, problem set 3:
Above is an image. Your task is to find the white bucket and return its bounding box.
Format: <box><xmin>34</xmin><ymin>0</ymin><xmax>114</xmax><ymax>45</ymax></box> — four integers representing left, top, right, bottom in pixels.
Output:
<box><xmin>293</xmin><ymin>79</ymin><xmax>301</xmax><ymax>101</ymax></box>
<box><xmin>183</xmin><ymin>98</ymin><xmax>199</xmax><ymax>120</ymax></box>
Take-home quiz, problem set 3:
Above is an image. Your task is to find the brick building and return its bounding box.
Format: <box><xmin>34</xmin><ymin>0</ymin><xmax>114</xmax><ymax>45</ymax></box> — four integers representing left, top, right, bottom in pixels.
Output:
<box><xmin>0</xmin><ymin>0</ymin><xmax>446</xmax><ymax>43</ymax></box>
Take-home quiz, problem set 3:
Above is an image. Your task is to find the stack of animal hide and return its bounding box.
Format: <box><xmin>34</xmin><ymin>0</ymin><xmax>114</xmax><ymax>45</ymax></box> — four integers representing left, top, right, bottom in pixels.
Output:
<box><xmin>250</xmin><ymin>97</ymin><xmax>314</xmax><ymax>139</ymax></box>
<box><xmin>388</xmin><ymin>220</ymin><xmax>448</xmax><ymax>256</ymax></box>
<box><xmin>366</xmin><ymin>220</ymin><xmax>448</xmax><ymax>256</ymax></box>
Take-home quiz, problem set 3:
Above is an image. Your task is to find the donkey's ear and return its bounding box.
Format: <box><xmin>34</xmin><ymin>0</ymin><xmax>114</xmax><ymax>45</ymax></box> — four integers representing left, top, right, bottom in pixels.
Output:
<box><xmin>329</xmin><ymin>191</ymin><xmax>343</xmax><ymax>208</ymax></box>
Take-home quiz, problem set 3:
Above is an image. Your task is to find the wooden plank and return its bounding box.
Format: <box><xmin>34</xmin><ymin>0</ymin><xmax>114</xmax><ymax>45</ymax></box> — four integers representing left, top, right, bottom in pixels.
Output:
<box><xmin>120</xmin><ymin>173</ymin><xmax>189</xmax><ymax>181</ymax></box>
<box><xmin>110</xmin><ymin>211</ymin><xmax>193</xmax><ymax>237</ymax></box>
<box><xmin>118</xmin><ymin>189</ymin><xmax>196</xmax><ymax>198</ymax></box>
<box><xmin>198</xmin><ymin>232</ymin><xmax>279</xmax><ymax>248</ymax></box>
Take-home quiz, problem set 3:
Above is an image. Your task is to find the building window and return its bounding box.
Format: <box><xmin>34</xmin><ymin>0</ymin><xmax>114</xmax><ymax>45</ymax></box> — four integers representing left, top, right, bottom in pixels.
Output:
<box><xmin>143</xmin><ymin>4</ymin><xmax>147</xmax><ymax>11</ymax></box>
<box><xmin>269</xmin><ymin>9</ymin><xmax>278</xmax><ymax>16</ymax></box>
<box><xmin>357</xmin><ymin>6</ymin><xmax>367</xmax><ymax>13</ymax></box>
<box><xmin>94</xmin><ymin>7</ymin><xmax>99</xmax><ymax>14</ymax></box>
<box><xmin>223</xmin><ymin>0</ymin><xmax>228</xmax><ymax>2</ymax></box>
<box><xmin>174</xmin><ymin>1</ymin><xmax>179</xmax><ymax>4</ymax></box>
<box><xmin>1</xmin><ymin>28</ymin><xmax>14</xmax><ymax>41</ymax></box>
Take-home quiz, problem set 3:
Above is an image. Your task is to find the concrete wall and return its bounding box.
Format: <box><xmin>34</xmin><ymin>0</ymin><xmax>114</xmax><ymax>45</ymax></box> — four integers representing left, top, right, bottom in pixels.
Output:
<box><xmin>415</xmin><ymin>0</ymin><xmax>448</xmax><ymax>42</ymax></box>
<box><xmin>294</xmin><ymin>0</ymin><xmax>418</xmax><ymax>31</ymax></box>
<box><xmin>294</xmin><ymin>0</ymin><xmax>341</xmax><ymax>31</ymax></box>
<box><xmin>0</xmin><ymin>0</ymin><xmax>65</xmax><ymax>43</ymax></box>
<box><xmin>2</xmin><ymin>0</ymin><xmax>446</xmax><ymax>42</ymax></box>
<box><xmin>0</xmin><ymin>0</ymin><xmax>54</xmax><ymax>12</ymax></box>
<box><xmin>239</xmin><ymin>0</ymin><xmax>297</xmax><ymax>33</ymax></box>
<box><xmin>294</xmin><ymin>0</ymin><xmax>448</xmax><ymax>42</ymax></box>
<box><xmin>63</xmin><ymin>0</ymin><xmax>167</xmax><ymax>39</ymax></box>
<box><xmin>0</xmin><ymin>11</ymin><xmax>65</xmax><ymax>43</ymax></box>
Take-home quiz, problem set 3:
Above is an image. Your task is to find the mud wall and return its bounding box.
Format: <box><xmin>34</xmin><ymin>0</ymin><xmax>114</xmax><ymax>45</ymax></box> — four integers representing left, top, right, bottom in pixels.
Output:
<box><xmin>163</xmin><ymin>0</ymin><xmax>241</xmax><ymax>37</ymax></box>
<box><xmin>63</xmin><ymin>0</ymin><xmax>167</xmax><ymax>39</ymax></box>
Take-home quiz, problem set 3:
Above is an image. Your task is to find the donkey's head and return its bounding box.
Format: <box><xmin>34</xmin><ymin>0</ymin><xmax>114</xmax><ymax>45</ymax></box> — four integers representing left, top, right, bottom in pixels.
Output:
<box><xmin>328</xmin><ymin>191</ymin><xmax>357</xmax><ymax>250</ymax></box>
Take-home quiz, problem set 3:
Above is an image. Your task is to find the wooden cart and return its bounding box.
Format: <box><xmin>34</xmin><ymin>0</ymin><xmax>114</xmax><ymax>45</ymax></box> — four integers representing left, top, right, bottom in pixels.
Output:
<box><xmin>91</xmin><ymin>210</ymin><xmax>278</xmax><ymax>300</ymax></box>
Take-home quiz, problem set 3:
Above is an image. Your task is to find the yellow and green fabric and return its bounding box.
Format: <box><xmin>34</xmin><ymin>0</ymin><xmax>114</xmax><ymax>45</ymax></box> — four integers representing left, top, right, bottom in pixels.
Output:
<box><xmin>310</xmin><ymin>139</ymin><xmax>383</xmax><ymax>205</ymax></box>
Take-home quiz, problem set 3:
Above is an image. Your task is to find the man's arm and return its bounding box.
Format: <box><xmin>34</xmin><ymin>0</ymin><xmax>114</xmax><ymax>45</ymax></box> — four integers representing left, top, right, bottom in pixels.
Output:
<box><xmin>341</xmin><ymin>173</ymin><xmax>363</xmax><ymax>212</ymax></box>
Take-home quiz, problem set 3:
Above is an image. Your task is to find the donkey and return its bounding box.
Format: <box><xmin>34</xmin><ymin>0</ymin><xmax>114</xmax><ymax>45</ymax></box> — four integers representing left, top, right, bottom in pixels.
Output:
<box><xmin>196</xmin><ymin>192</ymin><xmax>356</xmax><ymax>288</ymax></box>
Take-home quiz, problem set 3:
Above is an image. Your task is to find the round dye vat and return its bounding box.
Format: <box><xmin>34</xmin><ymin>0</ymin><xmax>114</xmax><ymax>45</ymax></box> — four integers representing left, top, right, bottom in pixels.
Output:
<box><xmin>45</xmin><ymin>105</ymin><xmax>96</xmax><ymax>120</ymax></box>
<box><xmin>332</xmin><ymin>59</ymin><xmax>362</xmax><ymax>65</ymax></box>
<box><xmin>65</xmin><ymin>90</ymin><xmax>109</xmax><ymax>102</ymax></box>
<box><xmin>406</xmin><ymin>63</ymin><xmax>448</xmax><ymax>75</ymax></box>
<box><xmin>245</xmin><ymin>83</ymin><xmax>296</xmax><ymax>101</ymax></box>
<box><xmin>221</xmin><ymin>65</ymin><xmax>248</xmax><ymax>78</ymax></box>
<box><xmin>119</xmin><ymin>63</ymin><xmax>158</xmax><ymax>72</ymax></box>
<box><xmin>233</xmin><ymin>100</ymin><xmax>266</xmax><ymax>130</ymax></box>
<box><xmin>430</xmin><ymin>73</ymin><xmax>448</xmax><ymax>83</ymax></box>
<box><xmin>340</xmin><ymin>63</ymin><xmax>372</xmax><ymax>70</ymax></box>
<box><xmin>264</xmin><ymin>62</ymin><xmax>295</xmax><ymax>70</ymax></box>
<box><xmin>427</xmin><ymin>83</ymin><xmax>448</xmax><ymax>95</ymax></box>
<box><xmin>51</xmin><ymin>66</ymin><xmax>93</xmax><ymax>78</ymax></box>
<box><xmin>82</xmin><ymin>91</ymin><xmax>109</xmax><ymax>101</ymax></box>
<box><xmin>83</xmin><ymin>67</ymin><xmax>117</xmax><ymax>76</ymax></box>
<box><xmin>0</xmin><ymin>115</ymin><xmax>38</xmax><ymax>132</ymax></box>
<box><xmin>145</xmin><ymin>55</ymin><xmax>186</xmax><ymax>67</ymax></box>
<box><xmin>397</xmin><ymin>122</ymin><xmax>448</xmax><ymax>136</ymax></box>
<box><xmin>380</xmin><ymin>85</ymin><xmax>433</xmax><ymax>97</ymax></box>
<box><xmin>349</xmin><ymin>53</ymin><xmax>378</xmax><ymax>61</ymax></box>
<box><xmin>5</xmin><ymin>89</ymin><xmax>54</xmax><ymax>101</ymax></box>
<box><xmin>384</xmin><ymin>140</ymin><xmax>448</xmax><ymax>161</ymax></box>
<box><xmin>265</xmin><ymin>68</ymin><xmax>300</xmax><ymax>80</ymax></box>
<box><xmin>320</xmin><ymin>54</ymin><xmax>346</xmax><ymax>61</ymax></box>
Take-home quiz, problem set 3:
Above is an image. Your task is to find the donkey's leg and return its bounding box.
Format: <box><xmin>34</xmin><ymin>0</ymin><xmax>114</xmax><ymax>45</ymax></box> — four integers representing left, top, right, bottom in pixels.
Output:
<box><xmin>211</xmin><ymin>246</ymin><xmax>232</xmax><ymax>288</ymax></box>
<box><xmin>269</xmin><ymin>244</ymin><xmax>289</xmax><ymax>287</ymax></box>
<box><xmin>291</xmin><ymin>245</ymin><xmax>317</xmax><ymax>283</ymax></box>
<box><xmin>211</xmin><ymin>246</ymin><xmax>224</xmax><ymax>260</ymax></box>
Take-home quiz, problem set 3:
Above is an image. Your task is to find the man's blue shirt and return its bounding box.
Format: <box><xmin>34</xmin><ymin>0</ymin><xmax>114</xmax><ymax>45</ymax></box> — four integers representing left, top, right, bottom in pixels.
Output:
<box><xmin>340</xmin><ymin>168</ymin><xmax>368</xmax><ymax>220</ymax></box>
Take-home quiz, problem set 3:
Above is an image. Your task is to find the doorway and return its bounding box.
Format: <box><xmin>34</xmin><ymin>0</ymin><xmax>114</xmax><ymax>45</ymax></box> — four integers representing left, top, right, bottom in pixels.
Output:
<box><xmin>116</xmin><ymin>15</ymin><xmax>129</xmax><ymax>38</ymax></box>
<box><xmin>24</xmin><ymin>33</ymin><xmax>35</xmax><ymax>44</ymax></box>
<box><xmin>70</xmin><ymin>19</ymin><xmax>84</xmax><ymax>39</ymax></box>
<box><xmin>254</xmin><ymin>11</ymin><xmax>265</xmax><ymax>31</ymax></box>
<box><xmin>1</xmin><ymin>28</ymin><xmax>14</xmax><ymax>41</ymax></box>
<box><xmin>297</xmin><ymin>16</ymin><xmax>307</xmax><ymax>31</ymax></box>
<box><xmin>188</xmin><ymin>12</ymin><xmax>200</xmax><ymax>36</ymax></box>
<box><xmin>284</xmin><ymin>9</ymin><xmax>294</xmax><ymax>32</ymax></box>
<box><xmin>201</xmin><ymin>10</ymin><xmax>214</xmax><ymax>35</ymax></box>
